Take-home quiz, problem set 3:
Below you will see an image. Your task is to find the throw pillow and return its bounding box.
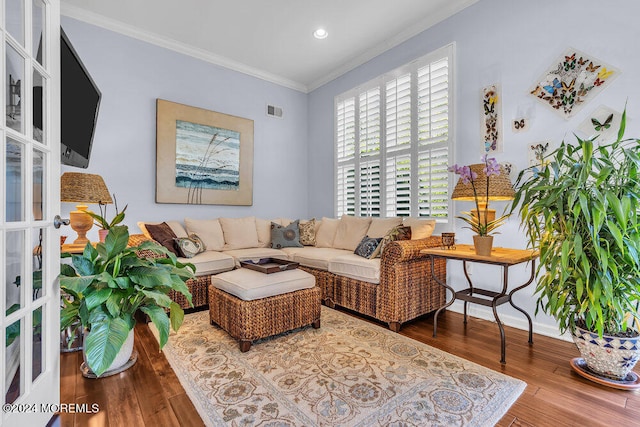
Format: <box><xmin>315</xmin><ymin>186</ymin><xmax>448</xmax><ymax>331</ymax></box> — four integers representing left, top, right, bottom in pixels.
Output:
<box><xmin>332</xmin><ymin>215</ymin><xmax>372</xmax><ymax>251</ymax></box>
<box><xmin>270</xmin><ymin>220</ymin><xmax>304</xmax><ymax>248</ymax></box>
<box><xmin>402</xmin><ymin>217</ymin><xmax>436</xmax><ymax>240</ymax></box>
<box><xmin>255</xmin><ymin>218</ymin><xmax>272</xmax><ymax>248</ymax></box>
<box><xmin>366</xmin><ymin>217</ymin><xmax>403</xmax><ymax>238</ymax></box>
<box><xmin>174</xmin><ymin>234</ymin><xmax>206</xmax><ymax>258</ymax></box>
<box><xmin>371</xmin><ymin>225</ymin><xmax>412</xmax><ymax>258</ymax></box>
<box><xmin>219</xmin><ymin>217</ymin><xmax>260</xmax><ymax>250</ymax></box>
<box><xmin>315</xmin><ymin>217</ymin><xmax>340</xmax><ymax>248</ymax></box>
<box><xmin>184</xmin><ymin>218</ymin><xmax>225</xmax><ymax>251</ymax></box>
<box><xmin>138</xmin><ymin>220</ymin><xmax>188</xmax><ymax>239</ymax></box>
<box><xmin>145</xmin><ymin>222</ymin><xmax>181</xmax><ymax>257</ymax></box>
<box><xmin>299</xmin><ymin>219</ymin><xmax>317</xmax><ymax>246</ymax></box>
<box><xmin>354</xmin><ymin>236</ymin><xmax>383</xmax><ymax>259</ymax></box>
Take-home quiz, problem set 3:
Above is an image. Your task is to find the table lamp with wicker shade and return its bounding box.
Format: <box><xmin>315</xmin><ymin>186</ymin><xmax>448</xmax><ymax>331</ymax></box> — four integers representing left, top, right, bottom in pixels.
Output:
<box><xmin>451</xmin><ymin>163</ymin><xmax>515</xmax><ymax>225</ymax></box>
<box><xmin>60</xmin><ymin>172</ymin><xmax>112</xmax><ymax>250</ymax></box>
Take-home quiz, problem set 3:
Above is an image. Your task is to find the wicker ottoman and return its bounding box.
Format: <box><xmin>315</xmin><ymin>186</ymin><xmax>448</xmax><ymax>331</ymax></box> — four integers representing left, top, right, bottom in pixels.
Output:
<box><xmin>209</xmin><ymin>268</ymin><xmax>321</xmax><ymax>352</ymax></box>
<box><xmin>169</xmin><ymin>275</ymin><xmax>211</xmax><ymax>310</ymax></box>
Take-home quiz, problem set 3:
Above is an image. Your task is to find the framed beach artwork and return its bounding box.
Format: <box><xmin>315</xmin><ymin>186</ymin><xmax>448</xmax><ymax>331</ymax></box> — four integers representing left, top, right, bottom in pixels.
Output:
<box><xmin>482</xmin><ymin>84</ymin><xmax>502</xmax><ymax>153</ymax></box>
<box><xmin>156</xmin><ymin>99</ymin><xmax>254</xmax><ymax>205</ymax></box>
<box><xmin>530</xmin><ymin>48</ymin><xmax>619</xmax><ymax>119</ymax></box>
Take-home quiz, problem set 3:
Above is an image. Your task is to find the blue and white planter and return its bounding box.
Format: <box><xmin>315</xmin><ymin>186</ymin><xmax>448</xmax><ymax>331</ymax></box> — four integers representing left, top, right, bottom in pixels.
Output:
<box><xmin>572</xmin><ymin>325</ymin><xmax>640</xmax><ymax>380</ymax></box>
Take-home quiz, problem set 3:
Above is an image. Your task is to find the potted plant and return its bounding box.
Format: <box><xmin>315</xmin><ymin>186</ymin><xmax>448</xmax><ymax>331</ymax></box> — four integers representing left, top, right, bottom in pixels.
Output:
<box><xmin>60</xmin><ymin>225</ymin><xmax>195</xmax><ymax>377</ymax></box>
<box><xmin>448</xmin><ymin>155</ymin><xmax>510</xmax><ymax>255</ymax></box>
<box><xmin>511</xmin><ymin>109</ymin><xmax>640</xmax><ymax>383</ymax></box>
<box><xmin>86</xmin><ymin>194</ymin><xmax>127</xmax><ymax>242</ymax></box>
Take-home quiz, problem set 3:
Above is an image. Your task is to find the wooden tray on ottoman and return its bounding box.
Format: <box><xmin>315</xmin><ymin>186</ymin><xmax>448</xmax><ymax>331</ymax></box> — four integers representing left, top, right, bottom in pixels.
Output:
<box><xmin>240</xmin><ymin>258</ymin><xmax>299</xmax><ymax>274</ymax></box>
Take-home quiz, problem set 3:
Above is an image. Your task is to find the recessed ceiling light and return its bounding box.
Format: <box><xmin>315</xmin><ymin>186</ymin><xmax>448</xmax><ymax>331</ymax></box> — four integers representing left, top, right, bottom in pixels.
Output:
<box><xmin>313</xmin><ymin>28</ymin><xmax>328</xmax><ymax>40</ymax></box>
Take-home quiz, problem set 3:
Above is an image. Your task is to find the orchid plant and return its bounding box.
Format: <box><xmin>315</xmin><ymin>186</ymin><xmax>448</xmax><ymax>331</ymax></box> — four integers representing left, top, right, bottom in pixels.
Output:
<box><xmin>448</xmin><ymin>155</ymin><xmax>509</xmax><ymax>236</ymax></box>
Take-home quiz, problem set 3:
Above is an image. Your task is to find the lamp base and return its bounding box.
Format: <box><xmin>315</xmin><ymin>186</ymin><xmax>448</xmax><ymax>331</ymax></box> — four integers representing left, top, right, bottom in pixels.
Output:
<box><xmin>69</xmin><ymin>205</ymin><xmax>93</xmax><ymax>246</ymax></box>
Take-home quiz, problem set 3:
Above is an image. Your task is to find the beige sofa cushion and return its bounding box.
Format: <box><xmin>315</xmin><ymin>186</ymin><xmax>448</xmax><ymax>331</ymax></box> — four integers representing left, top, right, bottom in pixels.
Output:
<box><xmin>403</xmin><ymin>217</ymin><xmax>436</xmax><ymax>239</ymax></box>
<box><xmin>219</xmin><ymin>217</ymin><xmax>260</xmax><ymax>250</ymax></box>
<box><xmin>293</xmin><ymin>247</ymin><xmax>352</xmax><ymax>271</ymax></box>
<box><xmin>279</xmin><ymin>247</ymin><xmax>306</xmax><ymax>259</ymax></box>
<box><xmin>366</xmin><ymin>217</ymin><xmax>403</xmax><ymax>238</ymax></box>
<box><xmin>315</xmin><ymin>217</ymin><xmax>340</xmax><ymax>248</ymax></box>
<box><xmin>329</xmin><ymin>254</ymin><xmax>381</xmax><ymax>284</ymax></box>
<box><xmin>184</xmin><ymin>218</ymin><xmax>225</xmax><ymax>251</ymax></box>
<box><xmin>137</xmin><ymin>221</ymin><xmax>188</xmax><ymax>239</ymax></box>
<box><xmin>212</xmin><ymin>268</ymin><xmax>315</xmax><ymax>301</ymax></box>
<box><xmin>181</xmin><ymin>251</ymin><xmax>235</xmax><ymax>276</ymax></box>
<box><xmin>255</xmin><ymin>218</ymin><xmax>272</xmax><ymax>248</ymax></box>
<box><xmin>333</xmin><ymin>215</ymin><xmax>372</xmax><ymax>251</ymax></box>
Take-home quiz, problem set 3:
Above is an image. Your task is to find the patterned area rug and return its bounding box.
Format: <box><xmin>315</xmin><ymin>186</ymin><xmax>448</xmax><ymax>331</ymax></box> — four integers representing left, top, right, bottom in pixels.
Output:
<box><xmin>150</xmin><ymin>307</ymin><xmax>525</xmax><ymax>426</ymax></box>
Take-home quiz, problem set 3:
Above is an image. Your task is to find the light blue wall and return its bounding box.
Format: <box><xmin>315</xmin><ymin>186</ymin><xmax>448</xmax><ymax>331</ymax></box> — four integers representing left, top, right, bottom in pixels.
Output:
<box><xmin>308</xmin><ymin>0</ymin><xmax>640</xmax><ymax>338</ymax></box>
<box><xmin>60</xmin><ymin>17</ymin><xmax>309</xmax><ymax>237</ymax></box>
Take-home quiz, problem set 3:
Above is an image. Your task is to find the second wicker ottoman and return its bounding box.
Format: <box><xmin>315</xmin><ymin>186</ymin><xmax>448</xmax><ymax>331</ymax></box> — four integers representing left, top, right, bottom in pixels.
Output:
<box><xmin>209</xmin><ymin>268</ymin><xmax>321</xmax><ymax>352</ymax></box>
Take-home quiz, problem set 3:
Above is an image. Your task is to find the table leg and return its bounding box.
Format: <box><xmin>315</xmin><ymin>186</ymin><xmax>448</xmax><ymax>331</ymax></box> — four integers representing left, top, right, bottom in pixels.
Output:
<box><xmin>431</xmin><ymin>255</ymin><xmax>456</xmax><ymax>338</ymax></box>
<box><xmin>462</xmin><ymin>260</ymin><xmax>474</xmax><ymax>324</ymax></box>
<box><xmin>493</xmin><ymin>296</ymin><xmax>506</xmax><ymax>364</ymax></box>
<box><xmin>508</xmin><ymin>259</ymin><xmax>536</xmax><ymax>344</ymax></box>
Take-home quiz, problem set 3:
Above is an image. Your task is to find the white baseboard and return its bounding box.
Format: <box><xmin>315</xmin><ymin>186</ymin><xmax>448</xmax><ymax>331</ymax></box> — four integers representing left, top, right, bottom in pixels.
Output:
<box><xmin>447</xmin><ymin>300</ymin><xmax>572</xmax><ymax>342</ymax></box>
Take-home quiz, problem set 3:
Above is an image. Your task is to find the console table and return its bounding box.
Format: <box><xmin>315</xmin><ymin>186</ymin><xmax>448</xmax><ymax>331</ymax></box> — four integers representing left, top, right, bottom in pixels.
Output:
<box><xmin>421</xmin><ymin>244</ymin><xmax>538</xmax><ymax>364</ymax></box>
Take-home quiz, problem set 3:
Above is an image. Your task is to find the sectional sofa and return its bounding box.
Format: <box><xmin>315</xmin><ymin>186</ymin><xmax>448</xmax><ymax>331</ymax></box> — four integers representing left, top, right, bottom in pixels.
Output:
<box><xmin>132</xmin><ymin>215</ymin><xmax>447</xmax><ymax>332</ymax></box>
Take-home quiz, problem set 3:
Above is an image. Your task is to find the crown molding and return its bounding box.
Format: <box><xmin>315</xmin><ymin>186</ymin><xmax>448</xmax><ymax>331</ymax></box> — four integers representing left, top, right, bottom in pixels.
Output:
<box><xmin>307</xmin><ymin>0</ymin><xmax>478</xmax><ymax>92</ymax></box>
<box><xmin>60</xmin><ymin>3</ymin><xmax>308</xmax><ymax>93</ymax></box>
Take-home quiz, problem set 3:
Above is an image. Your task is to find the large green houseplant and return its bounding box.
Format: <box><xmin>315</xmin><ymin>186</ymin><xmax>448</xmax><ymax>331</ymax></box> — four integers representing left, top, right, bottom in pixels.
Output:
<box><xmin>512</xmin><ymin>109</ymin><xmax>640</xmax><ymax>381</ymax></box>
<box><xmin>60</xmin><ymin>225</ymin><xmax>194</xmax><ymax>377</ymax></box>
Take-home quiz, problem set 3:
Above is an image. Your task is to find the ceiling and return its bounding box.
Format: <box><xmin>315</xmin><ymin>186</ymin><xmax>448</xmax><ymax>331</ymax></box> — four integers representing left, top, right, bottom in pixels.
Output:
<box><xmin>60</xmin><ymin>0</ymin><xmax>477</xmax><ymax>92</ymax></box>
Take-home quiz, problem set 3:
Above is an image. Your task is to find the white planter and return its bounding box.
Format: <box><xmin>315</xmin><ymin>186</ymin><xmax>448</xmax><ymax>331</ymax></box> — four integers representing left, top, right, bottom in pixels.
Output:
<box><xmin>83</xmin><ymin>328</ymin><xmax>135</xmax><ymax>375</ymax></box>
<box><xmin>572</xmin><ymin>325</ymin><xmax>640</xmax><ymax>380</ymax></box>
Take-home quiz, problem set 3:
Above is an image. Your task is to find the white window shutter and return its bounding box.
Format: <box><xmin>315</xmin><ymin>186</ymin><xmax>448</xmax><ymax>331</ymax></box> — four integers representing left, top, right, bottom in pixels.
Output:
<box><xmin>335</xmin><ymin>44</ymin><xmax>453</xmax><ymax>220</ymax></box>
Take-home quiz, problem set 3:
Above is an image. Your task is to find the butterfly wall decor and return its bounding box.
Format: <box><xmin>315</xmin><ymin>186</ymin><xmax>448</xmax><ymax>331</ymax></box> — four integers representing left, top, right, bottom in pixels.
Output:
<box><xmin>577</xmin><ymin>105</ymin><xmax>622</xmax><ymax>142</ymax></box>
<box><xmin>512</xmin><ymin>118</ymin><xmax>527</xmax><ymax>132</ymax></box>
<box><xmin>482</xmin><ymin>84</ymin><xmax>502</xmax><ymax>153</ymax></box>
<box><xmin>529</xmin><ymin>48</ymin><xmax>619</xmax><ymax>119</ymax></box>
<box><xmin>528</xmin><ymin>142</ymin><xmax>551</xmax><ymax>168</ymax></box>
<box><xmin>592</xmin><ymin>113</ymin><xmax>613</xmax><ymax>131</ymax></box>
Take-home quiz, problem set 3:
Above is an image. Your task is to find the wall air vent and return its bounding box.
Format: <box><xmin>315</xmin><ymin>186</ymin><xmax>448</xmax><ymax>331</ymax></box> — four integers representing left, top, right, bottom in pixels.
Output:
<box><xmin>266</xmin><ymin>104</ymin><xmax>283</xmax><ymax>118</ymax></box>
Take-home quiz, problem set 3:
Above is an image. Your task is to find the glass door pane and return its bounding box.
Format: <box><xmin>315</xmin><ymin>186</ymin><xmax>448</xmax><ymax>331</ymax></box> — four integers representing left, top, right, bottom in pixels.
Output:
<box><xmin>32</xmin><ymin>70</ymin><xmax>45</xmax><ymax>143</ymax></box>
<box><xmin>32</xmin><ymin>0</ymin><xmax>45</xmax><ymax>67</ymax></box>
<box><xmin>5</xmin><ymin>138</ymin><xmax>24</xmax><ymax>222</ymax></box>
<box><xmin>6</xmin><ymin>45</ymin><xmax>24</xmax><ymax>134</ymax></box>
<box><xmin>5</xmin><ymin>0</ymin><xmax>24</xmax><ymax>46</ymax></box>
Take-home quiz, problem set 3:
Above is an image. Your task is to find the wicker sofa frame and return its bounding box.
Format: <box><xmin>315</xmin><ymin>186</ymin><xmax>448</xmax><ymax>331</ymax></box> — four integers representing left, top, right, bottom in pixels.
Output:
<box><xmin>129</xmin><ymin>234</ymin><xmax>446</xmax><ymax>332</ymax></box>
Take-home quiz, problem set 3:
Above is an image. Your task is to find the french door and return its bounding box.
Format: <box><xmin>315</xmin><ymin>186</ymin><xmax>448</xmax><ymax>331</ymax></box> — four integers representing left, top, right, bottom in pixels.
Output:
<box><xmin>1</xmin><ymin>0</ymin><xmax>60</xmax><ymax>425</ymax></box>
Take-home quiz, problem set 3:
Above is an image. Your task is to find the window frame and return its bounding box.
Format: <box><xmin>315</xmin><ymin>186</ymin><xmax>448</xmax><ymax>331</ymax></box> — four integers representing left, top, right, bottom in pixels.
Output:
<box><xmin>334</xmin><ymin>43</ymin><xmax>455</xmax><ymax>221</ymax></box>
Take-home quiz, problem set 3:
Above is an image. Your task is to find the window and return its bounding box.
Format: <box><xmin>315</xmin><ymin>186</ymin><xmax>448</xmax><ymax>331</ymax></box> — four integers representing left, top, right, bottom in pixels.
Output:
<box><xmin>335</xmin><ymin>44</ymin><xmax>454</xmax><ymax>220</ymax></box>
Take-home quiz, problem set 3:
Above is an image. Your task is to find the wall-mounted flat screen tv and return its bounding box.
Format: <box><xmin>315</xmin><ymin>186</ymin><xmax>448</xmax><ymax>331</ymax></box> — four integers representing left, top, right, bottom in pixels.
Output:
<box><xmin>60</xmin><ymin>27</ymin><xmax>101</xmax><ymax>168</ymax></box>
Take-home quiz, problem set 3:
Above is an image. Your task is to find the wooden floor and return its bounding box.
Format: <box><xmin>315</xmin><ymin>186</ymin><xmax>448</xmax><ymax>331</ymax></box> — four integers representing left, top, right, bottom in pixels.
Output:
<box><xmin>59</xmin><ymin>307</ymin><xmax>640</xmax><ymax>426</ymax></box>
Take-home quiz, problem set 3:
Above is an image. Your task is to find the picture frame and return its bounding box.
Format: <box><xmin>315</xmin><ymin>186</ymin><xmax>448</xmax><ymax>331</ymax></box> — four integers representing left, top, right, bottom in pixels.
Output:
<box><xmin>156</xmin><ymin>99</ymin><xmax>254</xmax><ymax>205</ymax></box>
